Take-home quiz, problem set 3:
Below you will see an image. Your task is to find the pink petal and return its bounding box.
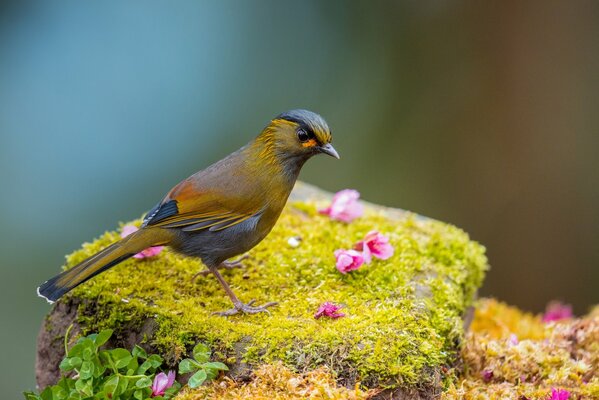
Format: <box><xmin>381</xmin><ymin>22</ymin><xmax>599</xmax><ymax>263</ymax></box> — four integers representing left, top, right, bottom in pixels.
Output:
<box><xmin>361</xmin><ymin>243</ymin><xmax>372</xmax><ymax>264</ymax></box>
<box><xmin>134</xmin><ymin>246</ymin><xmax>164</xmax><ymax>259</ymax></box>
<box><xmin>120</xmin><ymin>224</ymin><xmax>138</xmax><ymax>238</ymax></box>
<box><xmin>550</xmin><ymin>388</ymin><xmax>570</xmax><ymax>400</ymax></box>
<box><xmin>314</xmin><ymin>302</ymin><xmax>346</xmax><ymax>319</ymax></box>
<box><xmin>319</xmin><ymin>189</ymin><xmax>364</xmax><ymax>223</ymax></box>
<box><xmin>372</xmin><ymin>242</ymin><xmax>394</xmax><ymax>260</ymax></box>
<box><xmin>362</xmin><ymin>230</ymin><xmax>379</xmax><ymax>242</ymax></box>
<box><xmin>336</xmin><ymin>253</ymin><xmax>352</xmax><ymax>270</ymax></box>
<box><xmin>151</xmin><ymin>370</ymin><xmax>176</xmax><ymax>396</ymax></box>
<box><xmin>481</xmin><ymin>369</ymin><xmax>493</xmax><ymax>382</ymax></box>
<box><xmin>542</xmin><ymin>302</ymin><xmax>573</xmax><ymax>323</ymax></box>
<box><xmin>318</xmin><ymin>206</ymin><xmax>332</xmax><ymax>216</ymax></box>
<box><xmin>152</xmin><ymin>372</ymin><xmax>169</xmax><ymax>396</ymax></box>
<box><xmin>354</xmin><ymin>231</ymin><xmax>394</xmax><ymax>262</ymax></box>
<box><xmin>166</xmin><ymin>370</ymin><xmax>176</xmax><ymax>387</ymax></box>
<box><xmin>121</xmin><ymin>224</ymin><xmax>163</xmax><ymax>259</ymax></box>
<box><xmin>334</xmin><ymin>249</ymin><xmax>364</xmax><ymax>273</ymax></box>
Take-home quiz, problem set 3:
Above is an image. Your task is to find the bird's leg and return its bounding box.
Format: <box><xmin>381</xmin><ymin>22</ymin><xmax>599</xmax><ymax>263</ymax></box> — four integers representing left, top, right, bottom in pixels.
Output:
<box><xmin>192</xmin><ymin>255</ymin><xmax>249</xmax><ymax>280</ymax></box>
<box><xmin>222</xmin><ymin>254</ymin><xmax>249</xmax><ymax>268</ymax></box>
<box><xmin>209</xmin><ymin>265</ymin><xmax>277</xmax><ymax>316</ymax></box>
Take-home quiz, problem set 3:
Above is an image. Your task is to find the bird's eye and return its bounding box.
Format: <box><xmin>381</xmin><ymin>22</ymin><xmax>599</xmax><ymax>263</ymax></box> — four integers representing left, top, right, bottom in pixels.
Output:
<box><xmin>297</xmin><ymin>128</ymin><xmax>310</xmax><ymax>142</ymax></box>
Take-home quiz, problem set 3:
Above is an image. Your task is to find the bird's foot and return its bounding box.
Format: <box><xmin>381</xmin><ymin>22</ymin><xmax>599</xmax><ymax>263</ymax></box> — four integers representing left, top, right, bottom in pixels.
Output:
<box><xmin>192</xmin><ymin>255</ymin><xmax>249</xmax><ymax>280</ymax></box>
<box><xmin>213</xmin><ymin>299</ymin><xmax>278</xmax><ymax>316</ymax></box>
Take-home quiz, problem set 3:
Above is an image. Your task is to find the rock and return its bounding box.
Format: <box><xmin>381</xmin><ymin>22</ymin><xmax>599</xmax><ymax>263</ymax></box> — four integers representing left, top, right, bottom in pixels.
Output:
<box><xmin>36</xmin><ymin>182</ymin><xmax>488</xmax><ymax>398</ymax></box>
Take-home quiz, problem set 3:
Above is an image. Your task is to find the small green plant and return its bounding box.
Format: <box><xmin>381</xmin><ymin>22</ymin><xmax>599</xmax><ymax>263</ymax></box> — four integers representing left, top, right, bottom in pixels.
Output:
<box><xmin>178</xmin><ymin>343</ymin><xmax>228</xmax><ymax>388</ymax></box>
<box><xmin>24</xmin><ymin>327</ymin><xmax>181</xmax><ymax>400</ymax></box>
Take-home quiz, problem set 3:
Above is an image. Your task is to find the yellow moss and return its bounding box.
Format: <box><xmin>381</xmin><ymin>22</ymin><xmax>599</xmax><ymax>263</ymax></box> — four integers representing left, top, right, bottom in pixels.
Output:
<box><xmin>176</xmin><ymin>362</ymin><xmax>377</xmax><ymax>400</ymax></box>
<box><xmin>470</xmin><ymin>298</ymin><xmax>547</xmax><ymax>340</ymax></box>
<box><xmin>443</xmin><ymin>298</ymin><xmax>599</xmax><ymax>399</ymax></box>
<box><xmin>63</xmin><ymin>196</ymin><xmax>488</xmax><ymax>390</ymax></box>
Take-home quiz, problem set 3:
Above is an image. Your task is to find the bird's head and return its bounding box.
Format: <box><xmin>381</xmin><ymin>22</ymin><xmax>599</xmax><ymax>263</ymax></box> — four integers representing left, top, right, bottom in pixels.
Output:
<box><xmin>255</xmin><ymin>109</ymin><xmax>339</xmax><ymax>166</ymax></box>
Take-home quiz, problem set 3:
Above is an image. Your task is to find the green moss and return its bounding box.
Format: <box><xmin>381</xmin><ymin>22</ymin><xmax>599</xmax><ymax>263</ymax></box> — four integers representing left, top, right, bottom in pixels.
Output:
<box><xmin>63</xmin><ymin>193</ymin><xmax>487</xmax><ymax>390</ymax></box>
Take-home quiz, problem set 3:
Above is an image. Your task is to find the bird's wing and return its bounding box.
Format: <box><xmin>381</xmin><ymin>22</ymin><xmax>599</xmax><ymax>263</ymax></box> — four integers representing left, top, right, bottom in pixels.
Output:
<box><xmin>142</xmin><ymin>178</ymin><xmax>261</xmax><ymax>232</ymax></box>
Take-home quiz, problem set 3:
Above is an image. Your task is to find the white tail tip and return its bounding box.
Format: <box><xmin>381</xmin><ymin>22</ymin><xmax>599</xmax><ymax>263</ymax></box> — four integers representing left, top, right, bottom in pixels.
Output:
<box><xmin>37</xmin><ymin>285</ymin><xmax>55</xmax><ymax>304</ymax></box>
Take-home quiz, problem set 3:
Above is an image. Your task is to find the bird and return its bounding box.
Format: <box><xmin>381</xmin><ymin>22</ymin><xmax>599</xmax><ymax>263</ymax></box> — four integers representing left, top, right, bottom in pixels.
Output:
<box><xmin>37</xmin><ymin>109</ymin><xmax>339</xmax><ymax>315</ymax></box>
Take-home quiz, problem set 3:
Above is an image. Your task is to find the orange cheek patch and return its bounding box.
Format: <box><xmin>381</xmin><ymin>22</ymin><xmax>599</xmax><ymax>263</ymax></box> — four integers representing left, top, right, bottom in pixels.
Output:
<box><xmin>302</xmin><ymin>139</ymin><xmax>318</xmax><ymax>148</ymax></box>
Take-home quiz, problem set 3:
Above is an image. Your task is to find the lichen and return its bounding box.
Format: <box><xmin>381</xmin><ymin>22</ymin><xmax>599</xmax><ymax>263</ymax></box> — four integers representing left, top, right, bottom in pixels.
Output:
<box><xmin>62</xmin><ymin>195</ymin><xmax>487</xmax><ymax>391</ymax></box>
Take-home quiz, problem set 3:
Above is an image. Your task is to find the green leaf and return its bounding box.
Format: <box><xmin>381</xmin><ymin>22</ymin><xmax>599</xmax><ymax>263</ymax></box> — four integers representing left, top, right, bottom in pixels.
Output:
<box><xmin>56</xmin><ymin>376</ymin><xmax>76</xmax><ymax>391</ymax></box>
<box><xmin>192</xmin><ymin>343</ymin><xmax>211</xmax><ymax>363</ymax></box>
<box><xmin>23</xmin><ymin>392</ymin><xmax>42</xmax><ymax>400</ymax></box>
<box><xmin>58</xmin><ymin>358</ymin><xmax>70</xmax><ymax>372</ymax></box>
<box><xmin>133</xmin><ymin>389</ymin><xmax>145</xmax><ymax>400</ymax></box>
<box><xmin>66</xmin><ymin>342</ymin><xmax>84</xmax><ymax>358</ymax></box>
<box><xmin>69</xmin><ymin>339</ymin><xmax>96</xmax><ymax>360</ymax></box>
<box><xmin>81</xmin><ymin>347</ymin><xmax>93</xmax><ymax>361</ymax></box>
<box><xmin>66</xmin><ymin>392</ymin><xmax>82</xmax><ymax>400</ymax></box>
<box><xmin>79</xmin><ymin>361</ymin><xmax>94</xmax><ymax>380</ymax></box>
<box><xmin>188</xmin><ymin>369</ymin><xmax>207</xmax><ymax>388</ymax></box>
<box><xmin>126</xmin><ymin>357</ymin><xmax>139</xmax><ymax>374</ymax></box>
<box><xmin>135</xmin><ymin>376</ymin><xmax>152</xmax><ymax>388</ymax></box>
<box><xmin>116</xmin><ymin>376</ymin><xmax>130</xmax><ymax>395</ymax></box>
<box><xmin>111</xmin><ymin>348</ymin><xmax>133</xmax><ymax>369</ymax></box>
<box><xmin>147</xmin><ymin>354</ymin><xmax>163</xmax><ymax>368</ymax></box>
<box><xmin>132</xmin><ymin>345</ymin><xmax>148</xmax><ymax>359</ymax></box>
<box><xmin>38</xmin><ymin>386</ymin><xmax>53</xmax><ymax>400</ymax></box>
<box><xmin>178</xmin><ymin>358</ymin><xmax>200</xmax><ymax>374</ymax></box>
<box><xmin>49</xmin><ymin>385</ymin><xmax>69</xmax><ymax>400</ymax></box>
<box><xmin>94</xmin><ymin>329</ymin><xmax>113</xmax><ymax>346</ymax></box>
<box><xmin>202</xmin><ymin>361</ymin><xmax>228</xmax><ymax>371</ymax></box>
<box><xmin>137</xmin><ymin>360</ymin><xmax>152</xmax><ymax>375</ymax></box>
<box><xmin>74</xmin><ymin>378</ymin><xmax>93</xmax><ymax>397</ymax></box>
<box><xmin>59</xmin><ymin>356</ymin><xmax>82</xmax><ymax>371</ymax></box>
<box><xmin>163</xmin><ymin>382</ymin><xmax>181</xmax><ymax>399</ymax></box>
<box><xmin>205</xmin><ymin>367</ymin><xmax>218</xmax><ymax>380</ymax></box>
<box><xmin>92</xmin><ymin>358</ymin><xmax>106</xmax><ymax>378</ymax></box>
<box><xmin>103</xmin><ymin>375</ymin><xmax>119</xmax><ymax>395</ymax></box>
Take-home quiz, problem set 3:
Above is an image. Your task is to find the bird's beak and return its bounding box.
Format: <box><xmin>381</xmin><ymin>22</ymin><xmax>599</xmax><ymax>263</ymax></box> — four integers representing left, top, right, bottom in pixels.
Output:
<box><xmin>319</xmin><ymin>143</ymin><xmax>340</xmax><ymax>159</ymax></box>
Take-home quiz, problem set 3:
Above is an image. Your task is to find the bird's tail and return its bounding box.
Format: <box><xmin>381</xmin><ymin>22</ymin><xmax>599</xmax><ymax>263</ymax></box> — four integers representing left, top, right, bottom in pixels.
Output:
<box><xmin>37</xmin><ymin>228</ymin><xmax>170</xmax><ymax>303</ymax></box>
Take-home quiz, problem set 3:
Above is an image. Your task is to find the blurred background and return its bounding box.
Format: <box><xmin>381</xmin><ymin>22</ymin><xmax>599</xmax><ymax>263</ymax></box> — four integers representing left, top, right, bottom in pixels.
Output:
<box><xmin>1</xmin><ymin>0</ymin><xmax>597</xmax><ymax>396</ymax></box>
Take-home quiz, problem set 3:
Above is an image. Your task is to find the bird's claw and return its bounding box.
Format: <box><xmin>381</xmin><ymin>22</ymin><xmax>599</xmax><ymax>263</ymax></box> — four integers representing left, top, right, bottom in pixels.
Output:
<box><xmin>213</xmin><ymin>299</ymin><xmax>278</xmax><ymax>316</ymax></box>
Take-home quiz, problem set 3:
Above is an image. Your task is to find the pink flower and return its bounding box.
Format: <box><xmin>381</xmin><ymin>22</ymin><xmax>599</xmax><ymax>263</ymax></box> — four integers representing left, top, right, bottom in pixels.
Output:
<box><xmin>134</xmin><ymin>246</ymin><xmax>164</xmax><ymax>259</ymax></box>
<box><xmin>354</xmin><ymin>231</ymin><xmax>394</xmax><ymax>263</ymax></box>
<box><xmin>121</xmin><ymin>224</ymin><xmax>139</xmax><ymax>237</ymax></box>
<box><xmin>549</xmin><ymin>388</ymin><xmax>570</xmax><ymax>400</ymax></box>
<box><xmin>314</xmin><ymin>302</ymin><xmax>345</xmax><ymax>319</ymax></box>
<box><xmin>120</xmin><ymin>224</ymin><xmax>164</xmax><ymax>259</ymax></box>
<box><xmin>542</xmin><ymin>301</ymin><xmax>573</xmax><ymax>323</ymax></box>
<box><xmin>481</xmin><ymin>369</ymin><xmax>493</xmax><ymax>382</ymax></box>
<box><xmin>151</xmin><ymin>371</ymin><xmax>176</xmax><ymax>397</ymax></box>
<box><xmin>319</xmin><ymin>189</ymin><xmax>364</xmax><ymax>223</ymax></box>
<box><xmin>334</xmin><ymin>249</ymin><xmax>364</xmax><ymax>274</ymax></box>
<box><xmin>508</xmin><ymin>334</ymin><xmax>519</xmax><ymax>346</ymax></box>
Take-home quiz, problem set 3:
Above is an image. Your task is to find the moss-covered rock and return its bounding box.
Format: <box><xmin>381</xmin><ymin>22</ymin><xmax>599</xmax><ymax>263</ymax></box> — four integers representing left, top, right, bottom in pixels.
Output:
<box><xmin>170</xmin><ymin>299</ymin><xmax>599</xmax><ymax>400</ymax></box>
<box><xmin>37</xmin><ymin>182</ymin><xmax>488</xmax><ymax>397</ymax></box>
